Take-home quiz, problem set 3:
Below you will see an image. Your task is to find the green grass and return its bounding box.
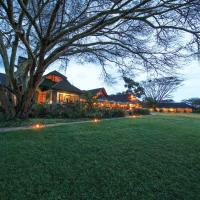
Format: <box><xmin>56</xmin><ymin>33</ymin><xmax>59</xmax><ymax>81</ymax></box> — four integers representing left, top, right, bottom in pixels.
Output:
<box><xmin>0</xmin><ymin>117</ymin><xmax>88</xmax><ymax>128</ymax></box>
<box><xmin>0</xmin><ymin>114</ymin><xmax>200</xmax><ymax>199</ymax></box>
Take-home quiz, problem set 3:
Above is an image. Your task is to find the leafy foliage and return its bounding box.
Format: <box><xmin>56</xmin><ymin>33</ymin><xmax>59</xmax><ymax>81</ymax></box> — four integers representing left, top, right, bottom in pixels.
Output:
<box><xmin>30</xmin><ymin>103</ymin><xmax>126</xmax><ymax>119</ymax></box>
<box><xmin>128</xmin><ymin>108</ymin><xmax>150</xmax><ymax>115</ymax></box>
<box><xmin>123</xmin><ymin>77</ymin><xmax>144</xmax><ymax>98</ymax></box>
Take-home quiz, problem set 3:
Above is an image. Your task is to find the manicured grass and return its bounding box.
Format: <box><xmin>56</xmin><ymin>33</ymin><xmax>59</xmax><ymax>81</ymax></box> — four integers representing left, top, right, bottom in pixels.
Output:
<box><xmin>0</xmin><ymin>114</ymin><xmax>200</xmax><ymax>199</ymax></box>
<box><xmin>0</xmin><ymin>117</ymin><xmax>87</xmax><ymax>128</ymax></box>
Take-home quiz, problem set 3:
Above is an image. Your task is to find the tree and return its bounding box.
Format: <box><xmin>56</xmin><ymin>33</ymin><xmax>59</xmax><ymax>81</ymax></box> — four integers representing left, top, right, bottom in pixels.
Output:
<box><xmin>82</xmin><ymin>91</ymin><xmax>97</xmax><ymax>111</ymax></box>
<box><xmin>0</xmin><ymin>0</ymin><xmax>199</xmax><ymax>118</ymax></box>
<box><xmin>142</xmin><ymin>76</ymin><xmax>183</xmax><ymax>106</ymax></box>
<box><xmin>123</xmin><ymin>76</ymin><xmax>144</xmax><ymax>98</ymax></box>
<box><xmin>182</xmin><ymin>98</ymin><xmax>200</xmax><ymax>108</ymax></box>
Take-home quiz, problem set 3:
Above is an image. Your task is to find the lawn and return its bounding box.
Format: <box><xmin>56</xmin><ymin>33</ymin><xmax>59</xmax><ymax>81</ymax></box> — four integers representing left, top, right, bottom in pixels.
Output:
<box><xmin>0</xmin><ymin>114</ymin><xmax>200</xmax><ymax>200</ymax></box>
<box><xmin>0</xmin><ymin>117</ymin><xmax>88</xmax><ymax>128</ymax></box>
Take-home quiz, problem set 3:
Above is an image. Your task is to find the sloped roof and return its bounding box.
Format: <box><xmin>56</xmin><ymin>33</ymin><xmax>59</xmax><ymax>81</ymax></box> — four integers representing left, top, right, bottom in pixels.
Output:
<box><xmin>86</xmin><ymin>88</ymin><xmax>108</xmax><ymax>97</ymax></box>
<box><xmin>39</xmin><ymin>79</ymin><xmax>55</xmax><ymax>90</ymax></box>
<box><xmin>156</xmin><ymin>102</ymin><xmax>192</xmax><ymax>108</ymax></box>
<box><xmin>44</xmin><ymin>70</ymin><xmax>67</xmax><ymax>80</ymax></box>
<box><xmin>107</xmin><ymin>94</ymin><xmax>132</xmax><ymax>103</ymax></box>
<box><xmin>0</xmin><ymin>73</ymin><xmax>6</xmax><ymax>86</ymax></box>
<box><xmin>52</xmin><ymin>80</ymin><xmax>82</xmax><ymax>94</ymax></box>
<box><xmin>99</xmin><ymin>93</ymin><xmax>139</xmax><ymax>104</ymax></box>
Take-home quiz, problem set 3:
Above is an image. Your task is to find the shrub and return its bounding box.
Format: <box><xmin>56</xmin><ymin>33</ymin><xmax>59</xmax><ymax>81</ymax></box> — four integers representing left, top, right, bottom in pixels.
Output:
<box><xmin>0</xmin><ymin>112</ymin><xmax>4</xmax><ymax>120</ymax></box>
<box><xmin>109</xmin><ymin>108</ymin><xmax>126</xmax><ymax>118</ymax></box>
<box><xmin>84</xmin><ymin>107</ymin><xmax>126</xmax><ymax>119</ymax></box>
<box><xmin>130</xmin><ymin>108</ymin><xmax>150</xmax><ymax>115</ymax></box>
<box><xmin>30</xmin><ymin>104</ymin><xmax>50</xmax><ymax>118</ymax></box>
<box><xmin>29</xmin><ymin>103</ymin><xmax>127</xmax><ymax>119</ymax></box>
<box><xmin>193</xmin><ymin>108</ymin><xmax>200</xmax><ymax>113</ymax></box>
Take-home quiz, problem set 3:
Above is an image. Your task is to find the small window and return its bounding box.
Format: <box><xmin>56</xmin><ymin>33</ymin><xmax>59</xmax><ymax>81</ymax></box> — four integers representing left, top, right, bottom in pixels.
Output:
<box><xmin>46</xmin><ymin>75</ymin><xmax>63</xmax><ymax>83</ymax></box>
<box><xmin>38</xmin><ymin>92</ymin><xmax>46</xmax><ymax>103</ymax></box>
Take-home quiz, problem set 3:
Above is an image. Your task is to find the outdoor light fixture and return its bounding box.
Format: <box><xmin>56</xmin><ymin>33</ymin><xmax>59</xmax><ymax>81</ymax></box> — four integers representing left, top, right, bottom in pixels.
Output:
<box><xmin>93</xmin><ymin>118</ymin><xmax>100</xmax><ymax>123</ymax></box>
<box><xmin>131</xmin><ymin>115</ymin><xmax>137</xmax><ymax>118</ymax></box>
<box><xmin>32</xmin><ymin>123</ymin><xmax>45</xmax><ymax>129</ymax></box>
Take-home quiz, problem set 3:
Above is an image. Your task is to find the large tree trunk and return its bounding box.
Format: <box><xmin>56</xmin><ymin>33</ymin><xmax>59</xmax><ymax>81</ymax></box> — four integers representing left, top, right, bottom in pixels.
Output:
<box><xmin>15</xmin><ymin>87</ymin><xmax>36</xmax><ymax>119</ymax></box>
<box><xmin>0</xmin><ymin>88</ymin><xmax>16</xmax><ymax>119</ymax></box>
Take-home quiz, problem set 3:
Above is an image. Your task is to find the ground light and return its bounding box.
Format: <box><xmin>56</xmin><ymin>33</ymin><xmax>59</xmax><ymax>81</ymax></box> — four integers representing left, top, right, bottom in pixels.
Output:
<box><xmin>130</xmin><ymin>115</ymin><xmax>137</xmax><ymax>118</ymax></box>
<box><xmin>92</xmin><ymin>118</ymin><xmax>100</xmax><ymax>123</ymax></box>
<box><xmin>31</xmin><ymin>123</ymin><xmax>45</xmax><ymax>129</ymax></box>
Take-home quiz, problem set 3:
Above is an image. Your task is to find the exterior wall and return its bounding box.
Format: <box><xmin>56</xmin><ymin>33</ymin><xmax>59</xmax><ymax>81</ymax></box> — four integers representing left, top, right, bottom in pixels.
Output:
<box><xmin>93</xmin><ymin>101</ymin><xmax>141</xmax><ymax>110</ymax></box>
<box><xmin>150</xmin><ymin>107</ymin><xmax>193</xmax><ymax>113</ymax></box>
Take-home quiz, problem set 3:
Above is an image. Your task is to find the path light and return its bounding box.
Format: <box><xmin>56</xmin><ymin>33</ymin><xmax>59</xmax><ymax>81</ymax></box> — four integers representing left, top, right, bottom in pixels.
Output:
<box><xmin>92</xmin><ymin>118</ymin><xmax>100</xmax><ymax>123</ymax></box>
<box><xmin>131</xmin><ymin>115</ymin><xmax>137</xmax><ymax>118</ymax></box>
<box><xmin>32</xmin><ymin>123</ymin><xmax>45</xmax><ymax>129</ymax></box>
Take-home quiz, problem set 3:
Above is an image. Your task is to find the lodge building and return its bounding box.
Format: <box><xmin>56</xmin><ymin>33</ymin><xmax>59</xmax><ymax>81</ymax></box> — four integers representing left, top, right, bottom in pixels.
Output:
<box><xmin>0</xmin><ymin>70</ymin><xmax>141</xmax><ymax>110</ymax></box>
<box><xmin>0</xmin><ymin>70</ymin><xmax>194</xmax><ymax>112</ymax></box>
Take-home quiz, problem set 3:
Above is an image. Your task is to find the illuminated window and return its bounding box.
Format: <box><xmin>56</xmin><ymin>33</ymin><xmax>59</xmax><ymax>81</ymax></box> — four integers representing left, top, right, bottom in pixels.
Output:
<box><xmin>57</xmin><ymin>92</ymin><xmax>79</xmax><ymax>103</ymax></box>
<box><xmin>46</xmin><ymin>75</ymin><xmax>63</xmax><ymax>83</ymax></box>
<box><xmin>128</xmin><ymin>95</ymin><xmax>137</xmax><ymax>101</ymax></box>
<box><xmin>38</xmin><ymin>92</ymin><xmax>46</xmax><ymax>103</ymax></box>
<box><xmin>169</xmin><ymin>108</ymin><xmax>175</xmax><ymax>112</ymax></box>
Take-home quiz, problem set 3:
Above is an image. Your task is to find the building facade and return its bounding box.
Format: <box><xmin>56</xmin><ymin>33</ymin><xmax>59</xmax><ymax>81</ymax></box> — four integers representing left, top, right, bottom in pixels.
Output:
<box><xmin>0</xmin><ymin>71</ymin><xmax>141</xmax><ymax>110</ymax></box>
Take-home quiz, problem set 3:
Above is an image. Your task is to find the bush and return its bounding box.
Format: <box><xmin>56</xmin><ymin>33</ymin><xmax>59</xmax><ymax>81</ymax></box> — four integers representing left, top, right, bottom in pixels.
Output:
<box><xmin>129</xmin><ymin>108</ymin><xmax>150</xmax><ymax>115</ymax></box>
<box><xmin>193</xmin><ymin>108</ymin><xmax>200</xmax><ymax>113</ymax></box>
<box><xmin>85</xmin><ymin>108</ymin><xmax>126</xmax><ymax>119</ymax></box>
<box><xmin>30</xmin><ymin>104</ymin><xmax>50</xmax><ymax>118</ymax></box>
<box><xmin>0</xmin><ymin>112</ymin><xmax>4</xmax><ymax>120</ymax></box>
<box><xmin>29</xmin><ymin>103</ymin><xmax>127</xmax><ymax>119</ymax></box>
<box><xmin>109</xmin><ymin>108</ymin><xmax>126</xmax><ymax>118</ymax></box>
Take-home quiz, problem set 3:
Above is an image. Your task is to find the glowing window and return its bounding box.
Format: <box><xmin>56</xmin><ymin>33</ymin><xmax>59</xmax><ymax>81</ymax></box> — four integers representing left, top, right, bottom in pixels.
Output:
<box><xmin>46</xmin><ymin>75</ymin><xmax>63</xmax><ymax>83</ymax></box>
<box><xmin>38</xmin><ymin>92</ymin><xmax>46</xmax><ymax>103</ymax></box>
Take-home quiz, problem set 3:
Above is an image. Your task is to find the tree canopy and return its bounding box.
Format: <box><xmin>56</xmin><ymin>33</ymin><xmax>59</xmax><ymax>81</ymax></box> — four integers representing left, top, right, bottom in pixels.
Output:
<box><xmin>142</xmin><ymin>76</ymin><xmax>183</xmax><ymax>105</ymax></box>
<box><xmin>123</xmin><ymin>76</ymin><xmax>144</xmax><ymax>98</ymax></box>
<box><xmin>183</xmin><ymin>98</ymin><xmax>200</xmax><ymax>108</ymax></box>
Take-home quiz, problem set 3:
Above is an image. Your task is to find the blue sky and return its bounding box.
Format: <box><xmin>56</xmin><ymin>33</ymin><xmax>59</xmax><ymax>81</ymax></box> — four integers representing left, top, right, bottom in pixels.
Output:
<box><xmin>1</xmin><ymin>59</ymin><xmax>199</xmax><ymax>101</ymax></box>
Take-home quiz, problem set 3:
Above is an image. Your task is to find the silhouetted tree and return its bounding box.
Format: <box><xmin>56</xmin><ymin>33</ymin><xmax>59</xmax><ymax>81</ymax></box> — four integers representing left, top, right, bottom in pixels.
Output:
<box><xmin>142</xmin><ymin>76</ymin><xmax>183</xmax><ymax>106</ymax></box>
<box><xmin>123</xmin><ymin>77</ymin><xmax>144</xmax><ymax>98</ymax></box>
<box><xmin>182</xmin><ymin>98</ymin><xmax>200</xmax><ymax>108</ymax></box>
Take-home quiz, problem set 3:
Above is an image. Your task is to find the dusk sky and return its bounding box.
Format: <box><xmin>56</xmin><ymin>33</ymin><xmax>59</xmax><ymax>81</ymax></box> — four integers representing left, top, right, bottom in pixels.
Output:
<box><xmin>0</xmin><ymin>59</ymin><xmax>199</xmax><ymax>101</ymax></box>
<box><xmin>47</xmin><ymin>59</ymin><xmax>200</xmax><ymax>102</ymax></box>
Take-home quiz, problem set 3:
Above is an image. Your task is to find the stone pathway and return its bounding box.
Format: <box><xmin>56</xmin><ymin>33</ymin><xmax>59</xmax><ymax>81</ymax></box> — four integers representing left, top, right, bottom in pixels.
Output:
<box><xmin>0</xmin><ymin>117</ymin><xmax>133</xmax><ymax>133</ymax></box>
